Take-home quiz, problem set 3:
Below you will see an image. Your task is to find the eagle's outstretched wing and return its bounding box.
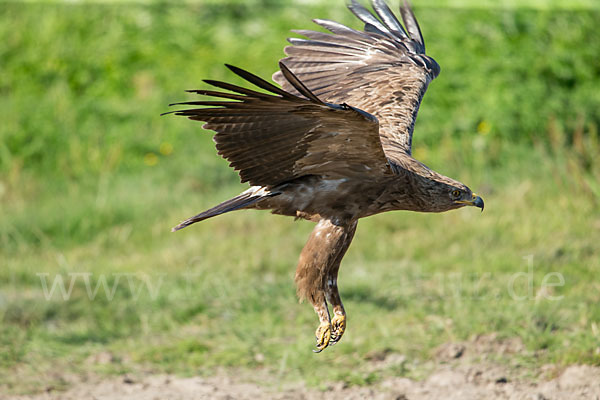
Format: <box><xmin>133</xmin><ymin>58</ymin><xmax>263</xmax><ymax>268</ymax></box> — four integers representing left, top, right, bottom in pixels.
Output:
<box><xmin>166</xmin><ymin>63</ymin><xmax>391</xmax><ymax>187</ymax></box>
<box><xmin>273</xmin><ymin>0</ymin><xmax>440</xmax><ymax>161</ymax></box>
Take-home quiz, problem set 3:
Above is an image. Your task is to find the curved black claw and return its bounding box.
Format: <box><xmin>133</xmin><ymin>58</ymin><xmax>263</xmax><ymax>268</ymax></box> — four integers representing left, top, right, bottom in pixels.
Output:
<box><xmin>313</xmin><ymin>322</ymin><xmax>332</xmax><ymax>353</ymax></box>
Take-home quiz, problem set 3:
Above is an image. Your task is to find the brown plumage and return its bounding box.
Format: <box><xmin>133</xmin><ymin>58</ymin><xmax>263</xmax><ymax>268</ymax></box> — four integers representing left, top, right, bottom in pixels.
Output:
<box><xmin>167</xmin><ymin>0</ymin><xmax>484</xmax><ymax>352</ymax></box>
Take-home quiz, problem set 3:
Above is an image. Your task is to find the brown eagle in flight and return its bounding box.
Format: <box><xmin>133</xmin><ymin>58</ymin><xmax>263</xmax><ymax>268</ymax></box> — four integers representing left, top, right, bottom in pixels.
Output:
<box><xmin>167</xmin><ymin>0</ymin><xmax>484</xmax><ymax>352</ymax></box>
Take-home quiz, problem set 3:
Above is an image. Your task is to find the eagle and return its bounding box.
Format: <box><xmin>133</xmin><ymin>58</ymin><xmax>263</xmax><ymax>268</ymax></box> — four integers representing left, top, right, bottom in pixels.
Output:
<box><xmin>166</xmin><ymin>0</ymin><xmax>484</xmax><ymax>352</ymax></box>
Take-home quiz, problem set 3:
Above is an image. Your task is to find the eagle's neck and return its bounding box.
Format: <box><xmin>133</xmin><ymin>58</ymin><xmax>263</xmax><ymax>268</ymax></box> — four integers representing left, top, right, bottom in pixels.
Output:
<box><xmin>370</xmin><ymin>156</ymin><xmax>454</xmax><ymax>214</ymax></box>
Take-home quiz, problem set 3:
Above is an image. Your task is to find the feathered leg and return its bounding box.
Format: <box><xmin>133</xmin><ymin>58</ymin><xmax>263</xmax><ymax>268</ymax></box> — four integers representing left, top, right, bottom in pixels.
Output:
<box><xmin>295</xmin><ymin>219</ymin><xmax>357</xmax><ymax>352</ymax></box>
<box><xmin>326</xmin><ymin>220</ymin><xmax>357</xmax><ymax>346</ymax></box>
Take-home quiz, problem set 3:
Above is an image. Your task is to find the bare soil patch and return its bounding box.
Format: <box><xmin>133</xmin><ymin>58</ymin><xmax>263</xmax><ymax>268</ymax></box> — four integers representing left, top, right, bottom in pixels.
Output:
<box><xmin>5</xmin><ymin>335</ymin><xmax>600</xmax><ymax>400</ymax></box>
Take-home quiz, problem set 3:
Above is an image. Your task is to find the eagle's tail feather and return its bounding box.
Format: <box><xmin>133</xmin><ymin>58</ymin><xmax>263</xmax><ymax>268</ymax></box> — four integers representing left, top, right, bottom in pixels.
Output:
<box><xmin>171</xmin><ymin>187</ymin><xmax>277</xmax><ymax>232</ymax></box>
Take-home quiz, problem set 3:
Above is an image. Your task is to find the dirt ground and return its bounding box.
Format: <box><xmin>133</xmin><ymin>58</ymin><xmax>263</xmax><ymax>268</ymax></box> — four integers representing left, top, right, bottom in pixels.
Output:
<box><xmin>5</xmin><ymin>335</ymin><xmax>600</xmax><ymax>400</ymax></box>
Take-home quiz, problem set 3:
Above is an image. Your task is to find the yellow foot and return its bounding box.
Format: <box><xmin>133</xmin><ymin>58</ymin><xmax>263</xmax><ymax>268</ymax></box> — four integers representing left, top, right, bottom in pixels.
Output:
<box><xmin>329</xmin><ymin>314</ymin><xmax>346</xmax><ymax>346</ymax></box>
<box><xmin>313</xmin><ymin>322</ymin><xmax>332</xmax><ymax>353</ymax></box>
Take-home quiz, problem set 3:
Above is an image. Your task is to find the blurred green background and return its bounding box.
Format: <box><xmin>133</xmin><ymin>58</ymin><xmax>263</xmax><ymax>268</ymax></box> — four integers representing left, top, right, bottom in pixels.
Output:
<box><xmin>1</xmin><ymin>0</ymin><xmax>599</xmax><ymax>395</ymax></box>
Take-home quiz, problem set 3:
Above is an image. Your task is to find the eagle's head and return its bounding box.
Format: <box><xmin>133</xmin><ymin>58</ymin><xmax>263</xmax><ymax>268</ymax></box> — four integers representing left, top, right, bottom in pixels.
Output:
<box><xmin>441</xmin><ymin>179</ymin><xmax>484</xmax><ymax>211</ymax></box>
<box><xmin>391</xmin><ymin>158</ymin><xmax>484</xmax><ymax>213</ymax></box>
<box><xmin>426</xmin><ymin>175</ymin><xmax>484</xmax><ymax>213</ymax></box>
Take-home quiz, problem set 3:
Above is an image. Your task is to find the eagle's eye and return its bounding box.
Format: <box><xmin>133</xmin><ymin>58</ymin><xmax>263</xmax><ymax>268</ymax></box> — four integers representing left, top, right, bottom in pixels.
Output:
<box><xmin>451</xmin><ymin>189</ymin><xmax>461</xmax><ymax>198</ymax></box>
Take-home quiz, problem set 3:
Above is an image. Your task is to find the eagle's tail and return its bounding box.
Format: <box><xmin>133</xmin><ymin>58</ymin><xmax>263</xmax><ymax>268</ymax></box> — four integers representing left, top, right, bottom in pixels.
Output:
<box><xmin>171</xmin><ymin>186</ymin><xmax>278</xmax><ymax>232</ymax></box>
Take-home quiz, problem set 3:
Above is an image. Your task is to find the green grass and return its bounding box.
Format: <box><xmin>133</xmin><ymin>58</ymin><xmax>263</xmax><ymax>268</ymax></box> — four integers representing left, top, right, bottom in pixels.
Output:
<box><xmin>1</xmin><ymin>0</ymin><xmax>600</xmax><ymax>395</ymax></box>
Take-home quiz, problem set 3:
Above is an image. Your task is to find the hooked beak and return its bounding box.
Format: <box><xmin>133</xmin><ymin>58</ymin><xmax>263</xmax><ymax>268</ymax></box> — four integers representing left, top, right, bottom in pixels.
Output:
<box><xmin>456</xmin><ymin>193</ymin><xmax>485</xmax><ymax>212</ymax></box>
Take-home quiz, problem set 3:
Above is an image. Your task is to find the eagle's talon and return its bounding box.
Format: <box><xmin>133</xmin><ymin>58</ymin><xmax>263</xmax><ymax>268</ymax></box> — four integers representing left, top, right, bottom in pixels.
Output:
<box><xmin>329</xmin><ymin>314</ymin><xmax>346</xmax><ymax>345</ymax></box>
<box><xmin>313</xmin><ymin>322</ymin><xmax>332</xmax><ymax>352</ymax></box>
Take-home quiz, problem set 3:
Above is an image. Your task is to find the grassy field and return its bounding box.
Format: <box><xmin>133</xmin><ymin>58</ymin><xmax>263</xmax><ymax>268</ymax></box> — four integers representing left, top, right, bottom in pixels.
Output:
<box><xmin>1</xmin><ymin>0</ymin><xmax>600</xmax><ymax>395</ymax></box>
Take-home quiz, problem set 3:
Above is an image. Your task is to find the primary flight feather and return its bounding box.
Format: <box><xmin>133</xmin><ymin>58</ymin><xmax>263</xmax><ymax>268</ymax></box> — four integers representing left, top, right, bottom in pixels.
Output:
<box><xmin>167</xmin><ymin>0</ymin><xmax>484</xmax><ymax>352</ymax></box>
